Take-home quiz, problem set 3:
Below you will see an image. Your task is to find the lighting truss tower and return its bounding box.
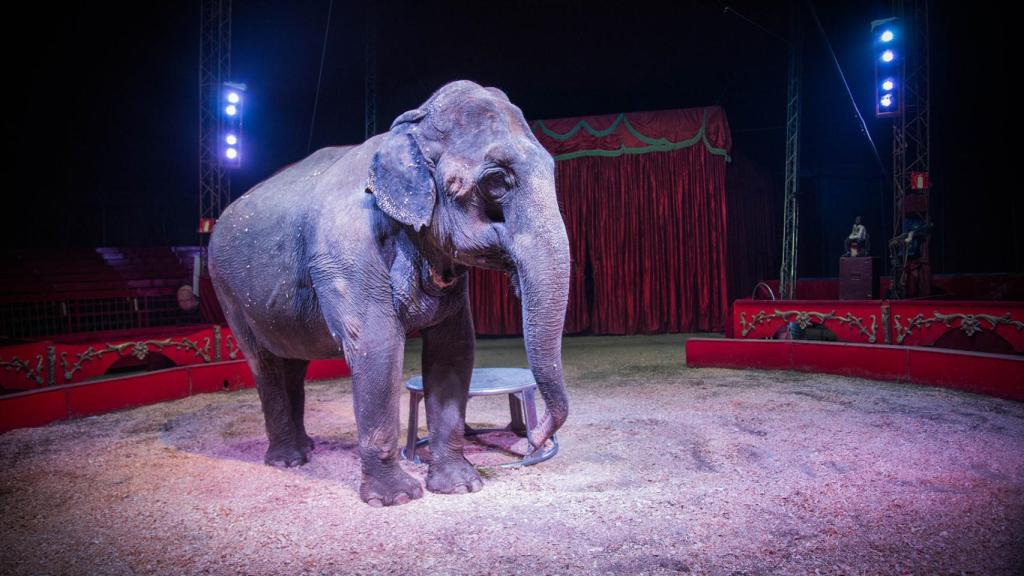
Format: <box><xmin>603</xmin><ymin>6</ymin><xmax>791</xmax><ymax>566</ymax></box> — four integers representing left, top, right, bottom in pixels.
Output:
<box><xmin>199</xmin><ymin>0</ymin><xmax>232</xmax><ymax>237</ymax></box>
<box><xmin>779</xmin><ymin>3</ymin><xmax>802</xmax><ymax>301</ymax></box>
<box><xmin>889</xmin><ymin>0</ymin><xmax>931</xmax><ymax>298</ymax></box>
<box><xmin>364</xmin><ymin>4</ymin><xmax>376</xmax><ymax>140</ymax></box>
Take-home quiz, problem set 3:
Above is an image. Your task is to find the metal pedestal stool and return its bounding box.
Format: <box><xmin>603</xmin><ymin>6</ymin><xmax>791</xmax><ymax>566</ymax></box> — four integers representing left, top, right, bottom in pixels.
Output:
<box><xmin>401</xmin><ymin>367</ymin><xmax>559</xmax><ymax>467</ymax></box>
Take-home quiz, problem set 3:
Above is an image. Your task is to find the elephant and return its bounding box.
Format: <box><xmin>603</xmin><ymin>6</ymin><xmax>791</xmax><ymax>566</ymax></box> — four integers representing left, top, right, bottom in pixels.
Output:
<box><xmin>208</xmin><ymin>80</ymin><xmax>570</xmax><ymax>506</ymax></box>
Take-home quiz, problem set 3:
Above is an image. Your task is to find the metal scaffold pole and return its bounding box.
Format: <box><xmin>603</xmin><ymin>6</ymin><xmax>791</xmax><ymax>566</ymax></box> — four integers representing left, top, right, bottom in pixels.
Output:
<box><xmin>889</xmin><ymin>0</ymin><xmax>931</xmax><ymax>298</ymax></box>
<box><xmin>779</xmin><ymin>1</ymin><xmax>802</xmax><ymax>301</ymax></box>
<box><xmin>198</xmin><ymin>0</ymin><xmax>232</xmax><ymax>240</ymax></box>
<box><xmin>364</xmin><ymin>4</ymin><xmax>377</xmax><ymax>141</ymax></box>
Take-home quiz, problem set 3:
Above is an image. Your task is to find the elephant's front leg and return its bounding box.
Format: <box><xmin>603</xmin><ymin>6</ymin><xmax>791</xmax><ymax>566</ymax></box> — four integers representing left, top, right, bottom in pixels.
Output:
<box><xmin>345</xmin><ymin>318</ymin><xmax>424</xmax><ymax>507</ymax></box>
<box><xmin>422</xmin><ymin>299</ymin><xmax>483</xmax><ymax>494</ymax></box>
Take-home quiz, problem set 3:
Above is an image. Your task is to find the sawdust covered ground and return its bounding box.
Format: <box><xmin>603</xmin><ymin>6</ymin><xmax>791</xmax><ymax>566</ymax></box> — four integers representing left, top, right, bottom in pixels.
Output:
<box><xmin>2</xmin><ymin>334</ymin><xmax>1023</xmax><ymax>575</ymax></box>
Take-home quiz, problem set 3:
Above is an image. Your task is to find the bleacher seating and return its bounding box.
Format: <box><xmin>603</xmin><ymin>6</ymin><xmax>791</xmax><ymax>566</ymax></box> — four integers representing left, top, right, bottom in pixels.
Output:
<box><xmin>0</xmin><ymin>247</ymin><xmax>203</xmax><ymax>340</ymax></box>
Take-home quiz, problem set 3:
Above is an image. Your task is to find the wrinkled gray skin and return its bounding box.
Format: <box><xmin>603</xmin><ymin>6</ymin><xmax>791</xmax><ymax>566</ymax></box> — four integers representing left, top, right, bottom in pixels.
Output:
<box><xmin>209</xmin><ymin>81</ymin><xmax>570</xmax><ymax>506</ymax></box>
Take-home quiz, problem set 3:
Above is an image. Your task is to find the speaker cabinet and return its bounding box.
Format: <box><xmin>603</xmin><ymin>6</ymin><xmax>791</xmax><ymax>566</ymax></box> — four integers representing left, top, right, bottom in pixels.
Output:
<box><xmin>839</xmin><ymin>257</ymin><xmax>878</xmax><ymax>300</ymax></box>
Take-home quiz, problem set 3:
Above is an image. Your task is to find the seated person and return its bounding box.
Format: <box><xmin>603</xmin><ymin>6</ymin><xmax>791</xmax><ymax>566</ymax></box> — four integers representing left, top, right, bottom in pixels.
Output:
<box><xmin>844</xmin><ymin>216</ymin><xmax>869</xmax><ymax>256</ymax></box>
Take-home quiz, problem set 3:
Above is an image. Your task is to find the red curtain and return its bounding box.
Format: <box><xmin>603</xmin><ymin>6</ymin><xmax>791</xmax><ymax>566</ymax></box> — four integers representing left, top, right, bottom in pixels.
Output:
<box><xmin>471</xmin><ymin>144</ymin><xmax>729</xmax><ymax>335</ymax></box>
<box><xmin>533</xmin><ymin>108</ymin><xmax>731</xmax><ymax>157</ymax></box>
<box><xmin>468</xmin><ymin>268</ymin><xmax>523</xmax><ymax>335</ymax></box>
<box><xmin>725</xmin><ymin>151</ymin><xmax>782</xmax><ymax>304</ymax></box>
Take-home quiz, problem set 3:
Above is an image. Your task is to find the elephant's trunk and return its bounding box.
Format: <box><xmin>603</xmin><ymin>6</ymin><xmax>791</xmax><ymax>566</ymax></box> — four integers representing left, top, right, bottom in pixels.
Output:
<box><xmin>505</xmin><ymin>189</ymin><xmax>571</xmax><ymax>450</ymax></box>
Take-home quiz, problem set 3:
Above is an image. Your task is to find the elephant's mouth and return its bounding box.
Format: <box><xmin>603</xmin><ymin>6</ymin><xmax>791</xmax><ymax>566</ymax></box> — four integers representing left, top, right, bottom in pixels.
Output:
<box><xmin>428</xmin><ymin>264</ymin><xmax>459</xmax><ymax>289</ymax></box>
<box><xmin>422</xmin><ymin>261</ymin><xmax>466</xmax><ymax>295</ymax></box>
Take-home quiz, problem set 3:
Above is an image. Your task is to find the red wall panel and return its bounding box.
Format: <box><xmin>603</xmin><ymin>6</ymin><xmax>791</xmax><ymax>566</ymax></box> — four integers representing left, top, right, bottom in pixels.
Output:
<box><xmin>66</xmin><ymin>370</ymin><xmax>190</xmax><ymax>418</ymax></box>
<box><xmin>0</xmin><ymin>389</ymin><xmax>68</xmax><ymax>433</ymax></box>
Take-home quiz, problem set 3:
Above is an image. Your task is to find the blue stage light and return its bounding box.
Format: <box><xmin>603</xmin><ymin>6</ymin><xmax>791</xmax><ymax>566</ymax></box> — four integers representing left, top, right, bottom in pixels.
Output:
<box><xmin>872</xmin><ymin>17</ymin><xmax>901</xmax><ymax>118</ymax></box>
<box><xmin>220</xmin><ymin>81</ymin><xmax>247</xmax><ymax>167</ymax></box>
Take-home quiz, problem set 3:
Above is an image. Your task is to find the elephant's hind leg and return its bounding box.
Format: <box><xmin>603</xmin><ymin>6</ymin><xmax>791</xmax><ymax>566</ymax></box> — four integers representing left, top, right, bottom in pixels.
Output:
<box><xmin>285</xmin><ymin>358</ymin><xmax>313</xmax><ymax>456</ymax></box>
<box><xmin>230</xmin><ymin>321</ymin><xmax>312</xmax><ymax>468</ymax></box>
<box><xmin>253</xmin><ymin>353</ymin><xmax>311</xmax><ymax>467</ymax></box>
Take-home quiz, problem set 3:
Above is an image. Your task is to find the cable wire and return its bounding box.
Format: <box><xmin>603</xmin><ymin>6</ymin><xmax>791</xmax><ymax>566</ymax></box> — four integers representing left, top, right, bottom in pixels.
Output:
<box><xmin>804</xmin><ymin>0</ymin><xmax>888</xmax><ymax>178</ymax></box>
<box><xmin>307</xmin><ymin>0</ymin><xmax>334</xmax><ymax>154</ymax></box>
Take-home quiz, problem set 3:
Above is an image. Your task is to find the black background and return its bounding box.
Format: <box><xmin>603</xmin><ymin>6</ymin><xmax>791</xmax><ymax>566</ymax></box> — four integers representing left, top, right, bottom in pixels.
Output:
<box><xmin>5</xmin><ymin>1</ymin><xmax>1018</xmax><ymax>278</ymax></box>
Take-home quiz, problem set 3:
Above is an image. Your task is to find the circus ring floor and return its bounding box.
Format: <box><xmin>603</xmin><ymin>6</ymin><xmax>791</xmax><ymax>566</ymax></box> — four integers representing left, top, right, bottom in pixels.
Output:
<box><xmin>1</xmin><ymin>334</ymin><xmax>1021</xmax><ymax>575</ymax></box>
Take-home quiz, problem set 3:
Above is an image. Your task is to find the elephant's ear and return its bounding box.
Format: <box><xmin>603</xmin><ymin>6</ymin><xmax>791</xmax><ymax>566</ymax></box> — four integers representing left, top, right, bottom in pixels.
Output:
<box><xmin>390</xmin><ymin>108</ymin><xmax>426</xmax><ymax>130</ymax></box>
<box><xmin>367</xmin><ymin>117</ymin><xmax>435</xmax><ymax>231</ymax></box>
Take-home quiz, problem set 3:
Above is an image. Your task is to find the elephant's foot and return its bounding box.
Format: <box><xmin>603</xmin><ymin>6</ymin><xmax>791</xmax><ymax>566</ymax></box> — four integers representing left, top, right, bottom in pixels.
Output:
<box><xmin>426</xmin><ymin>457</ymin><xmax>484</xmax><ymax>494</ymax></box>
<box><xmin>359</xmin><ymin>467</ymin><xmax>424</xmax><ymax>507</ymax></box>
<box><xmin>299</xmin><ymin>432</ymin><xmax>315</xmax><ymax>454</ymax></box>
<box><xmin>264</xmin><ymin>440</ymin><xmax>308</xmax><ymax>468</ymax></box>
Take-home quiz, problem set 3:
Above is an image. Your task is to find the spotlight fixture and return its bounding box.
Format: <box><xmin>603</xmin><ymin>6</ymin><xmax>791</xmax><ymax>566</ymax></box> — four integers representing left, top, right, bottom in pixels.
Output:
<box><xmin>220</xmin><ymin>82</ymin><xmax>247</xmax><ymax>167</ymax></box>
<box><xmin>872</xmin><ymin>18</ymin><xmax>902</xmax><ymax>118</ymax></box>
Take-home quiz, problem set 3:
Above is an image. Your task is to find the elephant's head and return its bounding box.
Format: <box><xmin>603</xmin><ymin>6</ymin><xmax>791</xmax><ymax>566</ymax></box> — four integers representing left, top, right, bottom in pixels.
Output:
<box><xmin>367</xmin><ymin>80</ymin><xmax>569</xmax><ymax>448</ymax></box>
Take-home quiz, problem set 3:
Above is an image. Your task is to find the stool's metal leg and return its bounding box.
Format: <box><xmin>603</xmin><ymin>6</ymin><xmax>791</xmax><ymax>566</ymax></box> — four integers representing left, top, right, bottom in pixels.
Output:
<box><xmin>522</xmin><ymin>387</ymin><xmax>539</xmax><ymax>445</ymax></box>
<box><xmin>508</xmin><ymin>393</ymin><xmax>527</xmax><ymax>437</ymax></box>
<box><xmin>405</xmin><ymin>391</ymin><xmax>422</xmax><ymax>463</ymax></box>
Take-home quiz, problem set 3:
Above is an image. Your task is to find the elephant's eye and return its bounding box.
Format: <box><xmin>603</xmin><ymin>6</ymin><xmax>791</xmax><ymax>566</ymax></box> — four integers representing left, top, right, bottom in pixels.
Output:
<box><xmin>477</xmin><ymin>167</ymin><xmax>512</xmax><ymax>200</ymax></box>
